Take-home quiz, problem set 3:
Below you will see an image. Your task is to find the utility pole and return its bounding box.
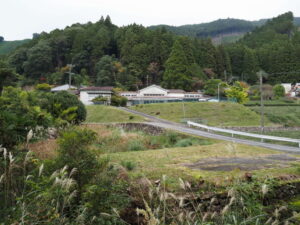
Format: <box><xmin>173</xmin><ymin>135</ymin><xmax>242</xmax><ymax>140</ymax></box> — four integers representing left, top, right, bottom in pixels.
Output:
<box><xmin>258</xmin><ymin>70</ymin><xmax>264</xmax><ymax>134</ymax></box>
<box><xmin>146</xmin><ymin>74</ymin><xmax>149</xmax><ymax>86</ymax></box>
<box><xmin>217</xmin><ymin>82</ymin><xmax>221</xmax><ymax>102</ymax></box>
<box><xmin>67</xmin><ymin>64</ymin><xmax>75</xmax><ymax>87</ymax></box>
<box><xmin>182</xmin><ymin>99</ymin><xmax>186</xmax><ymax>120</ymax></box>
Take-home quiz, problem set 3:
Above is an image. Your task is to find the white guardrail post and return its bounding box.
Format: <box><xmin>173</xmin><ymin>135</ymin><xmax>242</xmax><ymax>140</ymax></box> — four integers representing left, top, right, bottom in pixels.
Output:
<box><xmin>187</xmin><ymin>121</ymin><xmax>300</xmax><ymax>148</ymax></box>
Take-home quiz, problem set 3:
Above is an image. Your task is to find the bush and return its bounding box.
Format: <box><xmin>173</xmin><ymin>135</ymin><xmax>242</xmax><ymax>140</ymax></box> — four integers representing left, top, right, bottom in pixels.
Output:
<box><xmin>121</xmin><ymin>160</ymin><xmax>136</xmax><ymax>171</ymax></box>
<box><xmin>127</xmin><ymin>139</ymin><xmax>145</xmax><ymax>151</ymax></box>
<box><xmin>273</xmin><ymin>84</ymin><xmax>285</xmax><ymax>98</ymax></box>
<box><xmin>166</xmin><ymin>132</ymin><xmax>180</xmax><ymax>145</ymax></box>
<box><xmin>204</xmin><ymin>79</ymin><xmax>222</xmax><ymax>96</ymax></box>
<box><xmin>56</xmin><ymin>127</ymin><xmax>99</xmax><ymax>191</ymax></box>
<box><xmin>174</xmin><ymin>138</ymin><xmax>194</xmax><ymax>147</ymax></box>
<box><xmin>0</xmin><ymin>87</ymin><xmax>53</xmax><ymax>147</ymax></box>
<box><xmin>35</xmin><ymin>83</ymin><xmax>51</xmax><ymax>92</ymax></box>
<box><xmin>47</xmin><ymin>91</ymin><xmax>86</xmax><ymax>123</ymax></box>
<box><xmin>250</xmin><ymin>95</ymin><xmax>260</xmax><ymax>101</ymax></box>
<box><xmin>111</xmin><ymin>95</ymin><xmax>127</xmax><ymax>106</ymax></box>
<box><xmin>225</xmin><ymin>81</ymin><xmax>249</xmax><ymax>104</ymax></box>
<box><xmin>92</xmin><ymin>96</ymin><xmax>108</xmax><ymax>103</ymax></box>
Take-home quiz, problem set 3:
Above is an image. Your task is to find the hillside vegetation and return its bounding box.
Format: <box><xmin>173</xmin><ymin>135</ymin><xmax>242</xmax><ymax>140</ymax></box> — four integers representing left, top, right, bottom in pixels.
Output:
<box><xmin>131</xmin><ymin>102</ymin><xmax>271</xmax><ymax>126</ymax></box>
<box><xmin>149</xmin><ymin>17</ymin><xmax>300</xmax><ymax>44</ymax></box>
<box><xmin>85</xmin><ymin>105</ymin><xmax>145</xmax><ymax>123</ymax></box>
<box><xmin>250</xmin><ymin>106</ymin><xmax>300</xmax><ymax>127</ymax></box>
<box><xmin>2</xmin><ymin>12</ymin><xmax>300</xmax><ymax>93</ymax></box>
<box><xmin>0</xmin><ymin>39</ymin><xmax>30</xmax><ymax>55</ymax></box>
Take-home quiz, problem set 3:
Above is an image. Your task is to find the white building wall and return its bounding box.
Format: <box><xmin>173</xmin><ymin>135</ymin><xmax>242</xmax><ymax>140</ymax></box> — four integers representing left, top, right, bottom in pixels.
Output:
<box><xmin>80</xmin><ymin>91</ymin><xmax>112</xmax><ymax>105</ymax></box>
<box><xmin>167</xmin><ymin>93</ymin><xmax>185</xmax><ymax>98</ymax></box>
<box><xmin>80</xmin><ymin>91</ymin><xmax>91</xmax><ymax>105</ymax></box>
<box><xmin>138</xmin><ymin>85</ymin><xmax>168</xmax><ymax>97</ymax></box>
<box><xmin>281</xmin><ymin>83</ymin><xmax>292</xmax><ymax>94</ymax></box>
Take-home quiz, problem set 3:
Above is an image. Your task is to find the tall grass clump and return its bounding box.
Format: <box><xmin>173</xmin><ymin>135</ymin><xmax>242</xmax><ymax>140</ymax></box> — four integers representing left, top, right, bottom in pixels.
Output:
<box><xmin>128</xmin><ymin>139</ymin><xmax>146</xmax><ymax>151</ymax></box>
<box><xmin>134</xmin><ymin>175</ymin><xmax>299</xmax><ymax>225</ymax></box>
<box><xmin>0</xmin><ymin>128</ymin><xmax>130</xmax><ymax>224</ymax></box>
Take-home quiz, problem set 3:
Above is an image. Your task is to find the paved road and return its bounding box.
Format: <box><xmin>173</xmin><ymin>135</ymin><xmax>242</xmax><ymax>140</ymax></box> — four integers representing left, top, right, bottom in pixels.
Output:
<box><xmin>120</xmin><ymin>107</ymin><xmax>300</xmax><ymax>154</ymax></box>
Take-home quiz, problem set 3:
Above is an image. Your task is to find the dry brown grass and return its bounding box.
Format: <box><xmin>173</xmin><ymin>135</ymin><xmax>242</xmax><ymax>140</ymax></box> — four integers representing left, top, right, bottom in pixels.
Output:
<box><xmin>28</xmin><ymin>139</ymin><xmax>58</xmax><ymax>159</ymax></box>
<box><xmin>81</xmin><ymin>124</ymin><xmax>114</xmax><ymax>138</ymax></box>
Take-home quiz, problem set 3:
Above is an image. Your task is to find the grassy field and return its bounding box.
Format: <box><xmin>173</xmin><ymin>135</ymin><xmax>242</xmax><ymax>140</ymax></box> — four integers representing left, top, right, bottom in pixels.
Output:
<box><xmin>263</xmin><ymin>130</ymin><xmax>300</xmax><ymax>139</ymax></box>
<box><xmin>84</xmin><ymin>124</ymin><xmax>214</xmax><ymax>153</ymax></box>
<box><xmin>250</xmin><ymin>106</ymin><xmax>300</xmax><ymax>127</ymax></box>
<box><xmin>107</xmin><ymin>142</ymin><xmax>300</xmax><ymax>186</ymax></box>
<box><xmin>130</xmin><ymin>102</ymin><xmax>273</xmax><ymax>126</ymax></box>
<box><xmin>86</xmin><ymin>105</ymin><xmax>145</xmax><ymax>123</ymax></box>
<box><xmin>29</xmin><ymin>123</ymin><xmax>300</xmax><ymax>188</ymax></box>
<box><xmin>246</xmin><ymin>99</ymin><xmax>300</xmax><ymax>106</ymax></box>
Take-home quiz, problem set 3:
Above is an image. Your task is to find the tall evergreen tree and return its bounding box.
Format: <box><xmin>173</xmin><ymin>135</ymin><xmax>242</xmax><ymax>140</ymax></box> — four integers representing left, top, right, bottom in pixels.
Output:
<box><xmin>242</xmin><ymin>48</ymin><xmax>259</xmax><ymax>84</ymax></box>
<box><xmin>163</xmin><ymin>40</ymin><xmax>192</xmax><ymax>90</ymax></box>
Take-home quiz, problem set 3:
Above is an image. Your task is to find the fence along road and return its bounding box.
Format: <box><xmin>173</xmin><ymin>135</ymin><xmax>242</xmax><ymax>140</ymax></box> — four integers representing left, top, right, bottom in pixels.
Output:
<box><xmin>120</xmin><ymin>107</ymin><xmax>300</xmax><ymax>154</ymax></box>
<box><xmin>187</xmin><ymin>121</ymin><xmax>300</xmax><ymax>148</ymax></box>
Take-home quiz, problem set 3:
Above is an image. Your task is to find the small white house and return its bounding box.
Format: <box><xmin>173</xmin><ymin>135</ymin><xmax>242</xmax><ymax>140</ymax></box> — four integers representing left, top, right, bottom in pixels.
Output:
<box><xmin>80</xmin><ymin>86</ymin><xmax>113</xmax><ymax>105</ymax></box>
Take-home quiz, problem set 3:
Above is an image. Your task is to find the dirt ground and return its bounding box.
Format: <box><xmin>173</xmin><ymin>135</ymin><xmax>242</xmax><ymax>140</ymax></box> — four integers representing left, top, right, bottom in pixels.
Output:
<box><xmin>184</xmin><ymin>154</ymin><xmax>300</xmax><ymax>171</ymax></box>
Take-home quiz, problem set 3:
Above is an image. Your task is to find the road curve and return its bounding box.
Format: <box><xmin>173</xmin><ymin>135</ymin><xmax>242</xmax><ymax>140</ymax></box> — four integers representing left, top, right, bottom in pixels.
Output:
<box><xmin>120</xmin><ymin>107</ymin><xmax>300</xmax><ymax>154</ymax></box>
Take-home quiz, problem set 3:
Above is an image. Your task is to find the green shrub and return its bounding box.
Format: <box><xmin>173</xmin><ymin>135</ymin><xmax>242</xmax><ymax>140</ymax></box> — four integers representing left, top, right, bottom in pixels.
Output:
<box><xmin>273</xmin><ymin>84</ymin><xmax>285</xmax><ymax>98</ymax></box>
<box><xmin>204</xmin><ymin>79</ymin><xmax>222</xmax><ymax>96</ymax></box>
<box><xmin>35</xmin><ymin>83</ymin><xmax>51</xmax><ymax>91</ymax></box>
<box><xmin>0</xmin><ymin>87</ymin><xmax>53</xmax><ymax>147</ymax></box>
<box><xmin>121</xmin><ymin>160</ymin><xmax>136</xmax><ymax>171</ymax></box>
<box><xmin>166</xmin><ymin>132</ymin><xmax>180</xmax><ymax>145</ymax></box>
<box><xmin>127</xmin><ymin>139</ymin><xmax>145</xmax><ymax>151</ymax></box>
<box><xmin>174</xmin><ymin>138</ymin><xmax>194</xmax><ymax>147</ymax></box>
<box><xmin>129</xmin><ymin>115</ymin><xmax>134</xmax><ymax>120</ymax></box>
<box><xmin>47</xmin><ymin>91</ymin><xmax>86</xmax><ymax>124</ymax></box>
<box><xmin>56</xmin><ymin>127</ymin><xmax>99</xmax><ymax>191</ymax></box>
<box><xmin>111</xmin><ymin>95</ymin><xmax>127</xmax><ymax>106</ymax></box>
<box><xmin>250</xmin><ymin>95</ymin><xmax>260</xmax><ymax>101</ymax></box>
<box><xmin>92</xmin><ymin>96</ymin><xmax>108</xmax><ymax>103</ymax></box>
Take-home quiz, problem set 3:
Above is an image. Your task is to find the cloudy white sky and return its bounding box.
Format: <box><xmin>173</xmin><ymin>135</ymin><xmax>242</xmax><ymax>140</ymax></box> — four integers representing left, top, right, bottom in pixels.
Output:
<box><xmin>2</xmin><ymin>0</ymin><xmax>300</xmax><ymax>40</ymax></box>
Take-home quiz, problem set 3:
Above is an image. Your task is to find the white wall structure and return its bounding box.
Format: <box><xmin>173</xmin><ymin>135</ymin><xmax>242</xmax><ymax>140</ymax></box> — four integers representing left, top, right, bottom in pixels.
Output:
<box><xmin>139</xmin><ymin>85</ymin><xmax>168</xmax><ymax>97</ymax></box>
<box><xmin>120</xmin><ymin>85</ymin><xmax>204</xmax><ymax>106</ymax></box>
<box><xmin>281</xmin><ymin>83</ymin><xmax>292</xmax><ymax>94</ymax></box>
<box><xmin>79</xmin><ymin>86</ymin><xmax>113</xmax><ymax>105</ymax></box>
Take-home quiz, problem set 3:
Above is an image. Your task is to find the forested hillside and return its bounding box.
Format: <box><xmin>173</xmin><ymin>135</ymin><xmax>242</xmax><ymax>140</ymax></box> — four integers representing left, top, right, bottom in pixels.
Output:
<box><xmin>3</xmin><ymin>16</ymin><xmax>231</xmax><ymax>91</ymax></box>
<box><xmin>149</xmin><ymin>17</ymin><xmax>300</xmax><ymax>44</ymax></box>
<box><xmin>228</xmin><ymin>12</ymin><xmax>300</xmax><ymax>83</ymax></box>
<box><xmin>149</xmin><ymin>19</ymin><xmax>255</xmax><ymax>41</ymax></box>
<box><xmin>1</xmin><ymin>12</ymin><xmax>300</xmax><ymax>93</ymax></box>
<box><xmin>0</xmin><ymin>39</ymin><xmax>30</xmax><ymax>55</ymax></box>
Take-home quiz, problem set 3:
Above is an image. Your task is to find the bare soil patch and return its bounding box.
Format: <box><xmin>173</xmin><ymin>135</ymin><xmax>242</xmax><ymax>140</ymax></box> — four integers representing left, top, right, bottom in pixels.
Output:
<box><xmin>184</xmin><ymin>154</ymin><xmax>300</xmax><ymax>171</ymax></box>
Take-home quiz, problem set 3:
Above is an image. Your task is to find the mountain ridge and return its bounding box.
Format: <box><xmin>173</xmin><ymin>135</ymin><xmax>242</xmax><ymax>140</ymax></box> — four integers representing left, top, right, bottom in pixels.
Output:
<box><xmin>149</xmin><ymin>17</ymin><xmax>300</xmax><ymax>44</ymax></box>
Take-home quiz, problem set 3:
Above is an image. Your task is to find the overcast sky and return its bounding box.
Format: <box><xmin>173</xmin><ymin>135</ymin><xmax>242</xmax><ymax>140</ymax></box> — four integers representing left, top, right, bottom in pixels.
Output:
<box><xmin>2</xmin><ymin>0</ymin><xmax>300</xmax><ymax>40</ymax></box>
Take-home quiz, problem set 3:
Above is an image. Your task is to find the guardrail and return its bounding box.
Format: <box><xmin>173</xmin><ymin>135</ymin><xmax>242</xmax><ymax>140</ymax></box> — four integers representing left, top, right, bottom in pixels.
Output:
<box><xmin>187</xmin><ymin>121</ymin><xmax>300</xmax><ymax>148</ymax></box>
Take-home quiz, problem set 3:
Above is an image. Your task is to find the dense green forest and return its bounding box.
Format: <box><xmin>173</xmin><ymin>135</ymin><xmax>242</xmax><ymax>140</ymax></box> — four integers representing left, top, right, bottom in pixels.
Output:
<box><xmin>149</xmin><ymin>16</ymin><xmax>300</xmax><ymax>43</ymax></box>
<box><xmin>1</xmin><ymin>12</ymin><xmax>300</xmax><ymax>93</ymax></box>
<box><xmin>0</xmin><ymin>39</ymin><xmax>30</xmax><ymax>55</ymax></box>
